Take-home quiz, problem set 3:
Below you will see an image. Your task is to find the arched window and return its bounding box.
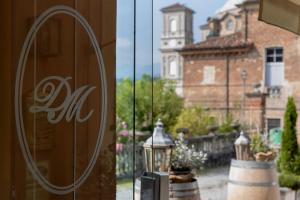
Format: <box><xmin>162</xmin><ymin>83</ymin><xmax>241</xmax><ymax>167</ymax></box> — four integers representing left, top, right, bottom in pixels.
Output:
<box><xmin>170</xmin><ymin>19</ymin><xmax>177</xmax><ymax>33</ymax></box>
<box><xmin>169</xmin><ymin>60</ymin><xmax>177</xmax><ymax>77</ymax></box>
<box><xmin>226</xmin><ymin>19</ymin><xmax>234</xmax><ymax>31</ymax></box>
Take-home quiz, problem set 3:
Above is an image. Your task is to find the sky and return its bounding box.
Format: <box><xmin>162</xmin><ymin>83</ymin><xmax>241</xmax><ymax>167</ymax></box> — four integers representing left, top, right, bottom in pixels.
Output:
<box><xmin>116</xmin><ymin>0</ymin><xmax>227</xmax><ymax>80</ymax></box>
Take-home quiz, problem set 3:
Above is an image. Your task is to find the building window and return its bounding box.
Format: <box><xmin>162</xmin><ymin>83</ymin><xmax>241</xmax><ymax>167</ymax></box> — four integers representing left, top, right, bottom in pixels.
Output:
<box><xmin>226</xmin><ymin>19</ymin><xmax>234</xmax><ymax>31</ymax></box>
<box><xmin>203</xmin><ymin>66</ymin><xmax>215</xmax><ymax>84</ymax></box>
<box><xmin>265</xmin><ymin>47</ymin><xmax>284</xmax><ymax>87</ymax></box>
<box><xmin>267</xmin><ymin>118</ymin><xmax>281</xmax><ymax>133</ymax></box>
<box><xmin>169</xmin><ymin>60</ymin><xmax>177</xmax><ymax>77</ymax></box>
<box><xmin>170</xmin><ymin>18</ymin><xmax>177</xmax><ymax>33</ymax></box>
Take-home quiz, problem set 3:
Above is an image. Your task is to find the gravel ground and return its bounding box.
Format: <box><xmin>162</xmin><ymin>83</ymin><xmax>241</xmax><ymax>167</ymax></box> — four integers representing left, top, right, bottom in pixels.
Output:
<box><xmin>117</xmin><ymin>166</ymin><xmax>230</xmax><ymax>200</ymax></box>
<box><xmin>197</xmin><ymin>166</ymin><xmax>229</xmax><ymax>200</ymax></box>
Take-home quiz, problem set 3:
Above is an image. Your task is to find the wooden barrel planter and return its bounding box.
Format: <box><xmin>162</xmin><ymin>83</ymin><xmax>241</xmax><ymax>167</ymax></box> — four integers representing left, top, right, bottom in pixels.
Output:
<box><xmin>227</xmin><ymin>159</ymin><xmax>280</xmax><ymax>200</ymax></box>
<box><xmin>169</xmin><ymin>179</ymin><xmax>201</xmax><ymax>200</ymax></box>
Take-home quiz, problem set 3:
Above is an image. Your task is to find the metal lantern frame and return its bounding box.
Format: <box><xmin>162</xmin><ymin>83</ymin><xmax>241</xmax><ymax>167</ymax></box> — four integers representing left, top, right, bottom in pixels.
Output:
<box><xmin>143</xmin><ymin>120</ymin><xmax>174</xmax><ymax>172</ymax></box>
<box><xmin>235</xmin><ymin>131</ymin><xmax>251</xmax><ymax>161</ymax></box>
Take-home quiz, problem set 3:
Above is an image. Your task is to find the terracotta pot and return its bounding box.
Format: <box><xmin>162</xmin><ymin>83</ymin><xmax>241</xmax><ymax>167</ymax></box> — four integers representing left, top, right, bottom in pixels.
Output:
<box><xmin>169</xmin><ymin>170</ymin><xmax>194</xmax><ymax>183</ymax></box>
<box><xmin>255</xmin><ymin>151</ymin><xmax>276</xmax><ymax>161</ymax></box>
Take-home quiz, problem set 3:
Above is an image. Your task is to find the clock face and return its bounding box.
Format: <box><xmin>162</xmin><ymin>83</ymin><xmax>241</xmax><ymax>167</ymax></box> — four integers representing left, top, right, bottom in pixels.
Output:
<box><xmin>170</xmin><ymin>39</ymin><xmax>176</xmax><ymax>47</ymax></box>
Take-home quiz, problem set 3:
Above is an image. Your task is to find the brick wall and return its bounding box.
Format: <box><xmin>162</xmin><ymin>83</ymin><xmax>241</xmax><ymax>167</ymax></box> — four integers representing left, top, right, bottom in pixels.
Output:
<box><xmin>182</xmin><ymin>3</ymin><xmax>300</xmax><ymax>137</ymax></box>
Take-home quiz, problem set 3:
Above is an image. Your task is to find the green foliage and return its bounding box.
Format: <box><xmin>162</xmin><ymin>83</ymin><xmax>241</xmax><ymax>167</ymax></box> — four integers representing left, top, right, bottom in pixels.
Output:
<box><xmin>172</xmin><ymin>107</ymin><xmax>216</xmax><ymax>136</ymax></box>
<box><xmin>250</xmin><ymin>134</ymin><xmax>269</xmax><ymax>154</ymax></box>
<box><xmin>152</xmin><ymin>77</ymin><xmax>184</xmax><ymax>132</ymax></box>
<box><xmin>218</xmin><ymin>114</ymin><xmax>234</xmax><ymax>134</ymax></box>
<box><xmin>116</xmin><ymin>74</ymin><xmax>183</xmax><ymax>132</ymax></box>
<box><xmin>278</xmin><ymin>97</ymin><xmax>300</xmax><ymax>174</ymax></box>
<box><xmin>279</xmin><ymin>173</ymin><xmax>300</xmax><ymax>190</ymax></box>
<box><xmin>117</xmin><ymin>77</ymin><xmax>134</xmax><ymax>129</ymax></box>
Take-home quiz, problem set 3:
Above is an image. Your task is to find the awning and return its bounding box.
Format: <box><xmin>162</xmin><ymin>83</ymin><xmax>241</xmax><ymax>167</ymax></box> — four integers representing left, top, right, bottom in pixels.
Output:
<box><xmin>259</xmin><ymin>0</ymin><xmax>300</xmax><ymax>35</ymax></box>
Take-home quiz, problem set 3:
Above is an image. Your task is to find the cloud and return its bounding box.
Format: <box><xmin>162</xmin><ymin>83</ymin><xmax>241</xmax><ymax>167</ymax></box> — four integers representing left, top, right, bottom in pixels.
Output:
<box><xmin>117</xmin><ymin>37</ymin><xmax>132</xmax><ymax>48</ymax></box>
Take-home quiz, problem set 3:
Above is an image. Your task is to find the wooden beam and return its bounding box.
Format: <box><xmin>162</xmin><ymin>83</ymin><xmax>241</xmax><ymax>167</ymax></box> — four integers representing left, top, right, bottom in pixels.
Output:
<box><xmin>0</xmin><ymin>0</ymin><xmax>13</xmax><ymax>199</ymax></box>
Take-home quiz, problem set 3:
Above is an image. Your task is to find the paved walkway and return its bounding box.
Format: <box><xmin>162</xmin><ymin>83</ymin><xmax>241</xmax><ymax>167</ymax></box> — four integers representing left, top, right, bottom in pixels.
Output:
<box><xmin>197</xmin><ymin>166</ymin><xmax>229</xmax><ymax>200</ymax></box>
<box><xmin>117</xmin><ymin>166</ymin><xmax>230</xmax><ymax>200</ymax></box>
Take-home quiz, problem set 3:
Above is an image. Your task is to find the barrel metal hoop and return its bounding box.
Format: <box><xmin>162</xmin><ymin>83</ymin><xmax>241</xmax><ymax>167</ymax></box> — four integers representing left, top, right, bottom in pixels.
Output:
<box><xmin>170</xmin><ymin>181</ymin><xmax>199</xmax><ymax>190</ymax></box>
<box><xmin>169</xmin><ymin>190</ymin><xmax>200</xmax><ymax>198</ymax></box>
<box><xmin>228</xmin><ymin>179</ymin><xmax>278</xmax><ymax>187</ymax></box>
<box><xmin>231</xmin><ymin>159</ymin><xmax>275</xmax><ymax>169</ymax></box>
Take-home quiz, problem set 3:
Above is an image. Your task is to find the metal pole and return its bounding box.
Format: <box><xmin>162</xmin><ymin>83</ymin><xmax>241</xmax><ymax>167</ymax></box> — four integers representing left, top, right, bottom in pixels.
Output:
<box><xmin>243</xmin><ymin>77</ymin><xmax>246</xmax><ymax>123</ymax></box>
<box><xmin>241</xmin><ymin>69</ymin><xmax>247</xmax><ymax>125</ymax></box>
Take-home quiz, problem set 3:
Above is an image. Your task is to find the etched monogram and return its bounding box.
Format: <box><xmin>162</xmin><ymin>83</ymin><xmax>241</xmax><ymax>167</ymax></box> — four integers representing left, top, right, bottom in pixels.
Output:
<box><xmin>29</xmin><ymin>76</ymin><xmax>96</xmax><ymax>124</ymax></box>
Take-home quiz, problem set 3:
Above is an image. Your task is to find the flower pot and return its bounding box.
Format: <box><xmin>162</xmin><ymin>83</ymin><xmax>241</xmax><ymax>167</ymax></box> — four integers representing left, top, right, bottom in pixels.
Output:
<box><xmin>255</xmin><ymin>151</ymin><xmax>276</xmax><ymax>162</ymax></box>
<box><xmin>169</xmin><ymin>169</ymin><xmax>194</xmax><ymax>183</ymax></box>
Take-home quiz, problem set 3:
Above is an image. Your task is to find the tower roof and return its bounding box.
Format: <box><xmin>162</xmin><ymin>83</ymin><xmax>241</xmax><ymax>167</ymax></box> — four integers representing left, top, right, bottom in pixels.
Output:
<box><xmin>161</xmin><ymin>3</ymin><xmax>195</xmax><ymax>14</ymax></box>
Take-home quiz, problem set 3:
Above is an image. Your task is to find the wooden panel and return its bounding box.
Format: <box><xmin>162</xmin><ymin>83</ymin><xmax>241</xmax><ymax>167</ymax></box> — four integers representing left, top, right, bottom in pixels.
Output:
<box><xmin>0</xmin><ymin>0</ymin><xmax>13</xmax><ymax>199</ymax></box>
<box><xmin>0</xmin><ymin>0</ymin><xmax>116</xmax><ymax>199</ymax></box>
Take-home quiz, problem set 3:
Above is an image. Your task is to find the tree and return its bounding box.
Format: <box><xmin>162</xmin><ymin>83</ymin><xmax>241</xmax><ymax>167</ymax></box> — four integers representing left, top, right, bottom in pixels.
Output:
<box><xmin>116</xmin><ymin>77</ymin><xmax>134</xmax><ymax>129</ymax></box>
<box><xmin>278</xmin><ymin>97</ymin><xmax>299</xmax><ymax>174</ymax></box>
<box><xmin>116</xmin><ymin>74</ymin><xmax>183</xmax><ymax>132</ymax></box>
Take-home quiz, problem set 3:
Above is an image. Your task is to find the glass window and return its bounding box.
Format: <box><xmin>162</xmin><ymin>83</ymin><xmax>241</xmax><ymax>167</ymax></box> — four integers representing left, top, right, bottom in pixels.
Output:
<box><xmin>226</xmin><ymin>19</ymin><xmax>234</xmax><ymax>31</ymax></box>
<box><xmin>266</xmin><ymin>47</ymin><xmax>283</xmax><ymax>63</ymax></box>
<box><xmin>265</xmin><ymin>47</ymin><xmax>284</xmax><ymax>86</ymax></box>
<box><xmin>267</xmin><ymin>118</ymin><xmax>281</xmax><ymax>133</ymax></box>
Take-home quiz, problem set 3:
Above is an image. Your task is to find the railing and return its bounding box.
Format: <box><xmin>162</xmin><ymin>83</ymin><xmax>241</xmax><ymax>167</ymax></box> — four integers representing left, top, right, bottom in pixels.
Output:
<box><xmin>116</xmin><ymin>132</ymin><xmax>237</xmax><ymax>179</ymax></box>
<box><xmin>187</xmin><ymin>132</ymin><xmax>237</xmax><ymax>167</ymax></box>
<box><xmin>116</xmin><ymin>144</ymin><xmax>145</xmax><ymax>179</ymax></box>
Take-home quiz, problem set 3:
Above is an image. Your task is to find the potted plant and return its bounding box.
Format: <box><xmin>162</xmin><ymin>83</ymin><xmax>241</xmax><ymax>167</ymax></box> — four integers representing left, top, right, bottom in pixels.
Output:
<box><xmin>169</xmin><ymin>135</ymin><xmax>207</xmax><ymax>183</ymax></box>
<box><xmin>250</xmin><ymin>133</ymin><xmax>276</xmax><ymax>161</ymax></box>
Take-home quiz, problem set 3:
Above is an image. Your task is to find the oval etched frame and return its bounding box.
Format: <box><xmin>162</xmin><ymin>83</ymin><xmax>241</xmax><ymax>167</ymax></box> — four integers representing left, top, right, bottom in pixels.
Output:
<box><xmin>14</xmin><ymin>5</ymin><xmax>108</xmax><ymax>195</ymax></box>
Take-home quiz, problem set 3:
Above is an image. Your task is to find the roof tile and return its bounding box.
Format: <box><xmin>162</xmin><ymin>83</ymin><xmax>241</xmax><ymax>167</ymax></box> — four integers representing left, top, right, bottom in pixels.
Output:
<box><xmin>182</xmin><ymin>32</ymin><xmax>252</xmax><ymax>51</ymax></box>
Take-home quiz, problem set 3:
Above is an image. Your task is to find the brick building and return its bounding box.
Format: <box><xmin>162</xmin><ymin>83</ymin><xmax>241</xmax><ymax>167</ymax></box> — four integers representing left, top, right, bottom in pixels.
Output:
<box><xmin>178</xmin><ymin>0</ymin><xmax>300</xmax><ymax>135</ymax></box>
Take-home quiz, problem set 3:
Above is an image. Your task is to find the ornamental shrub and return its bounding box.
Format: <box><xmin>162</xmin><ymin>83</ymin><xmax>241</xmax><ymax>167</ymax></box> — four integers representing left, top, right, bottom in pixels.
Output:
<box><xmin>279</xmin><ymin>173</ymin><xmax>300</xmax><ymax>190</ymax></box>
<box><xmin>171</xmin><ymin>136</ymin><xmax>207</xmax><ymax>171</ymax></box>
<box><xmin>278</xmin><ymin>97</ymin><xmax>300</xmax><ymax>175</ymax></box>
<box><xmin>218</xmin><ymin>113</ymin><xmax>234</xmax><ymax>134</ymax></box>
<box><xmin>172</xmin><ymin>106</ymin><xmax>216</xmax><ymax>136</ymax></box>
<box><xmin>250</xmin><ymin>133</ymin><xmax>270</xmax><ymax>155</ymax></box>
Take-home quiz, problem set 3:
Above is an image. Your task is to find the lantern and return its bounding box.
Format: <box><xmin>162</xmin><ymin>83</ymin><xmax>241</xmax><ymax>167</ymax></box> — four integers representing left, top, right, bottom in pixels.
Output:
<box><xmin>235</xmin><ymin>131</ymin><xmax>251</xmax><ymax>160</ymax></box>
<box><xmin>143</xmin><ymin>119</ymin><xmax>174</xmax><ymax>172</ymax></box>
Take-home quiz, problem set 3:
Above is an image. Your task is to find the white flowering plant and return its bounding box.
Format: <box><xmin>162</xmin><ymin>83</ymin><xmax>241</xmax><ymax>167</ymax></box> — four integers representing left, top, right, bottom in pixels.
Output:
<box><xmin>171</xmin><ymin>136</ymin><xmax>207</xmax><ymax>171</ymax></box>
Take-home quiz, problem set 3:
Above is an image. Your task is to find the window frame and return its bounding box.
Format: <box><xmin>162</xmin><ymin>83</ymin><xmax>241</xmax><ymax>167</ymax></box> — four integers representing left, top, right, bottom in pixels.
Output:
<box><xmin>265</xmin><ymin>47</ymin><xmax>284</xmax><ymax>87</ymax></box>
<box><xmin>226</xmin><ymin>18</ymin><xmax>234</xmax><ymax>31</ymax></box>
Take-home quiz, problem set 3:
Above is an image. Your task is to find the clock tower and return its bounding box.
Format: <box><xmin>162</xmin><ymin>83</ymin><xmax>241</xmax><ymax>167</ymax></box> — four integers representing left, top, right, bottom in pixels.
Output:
<box><xmin>160</xmin><ymin>3</ymin><xmax>194</xmax><ymax>96</ymax></box>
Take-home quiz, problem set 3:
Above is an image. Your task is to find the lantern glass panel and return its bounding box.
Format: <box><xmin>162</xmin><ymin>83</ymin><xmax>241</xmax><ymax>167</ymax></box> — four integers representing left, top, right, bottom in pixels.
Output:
<box><xmin>144</xmin><ymin>147</ymin><xmax>172</xmax><ymax>172</ymax></box>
